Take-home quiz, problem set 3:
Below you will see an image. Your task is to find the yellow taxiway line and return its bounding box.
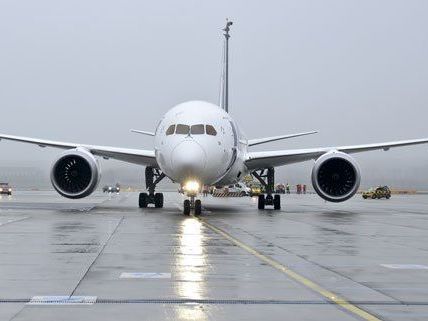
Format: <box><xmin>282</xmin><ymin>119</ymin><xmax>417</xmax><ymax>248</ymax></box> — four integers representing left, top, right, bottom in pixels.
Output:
<box><xmin>198</xmin><ymin>217</ymin><xmax>383</xmax><ymax>321</ymax></box>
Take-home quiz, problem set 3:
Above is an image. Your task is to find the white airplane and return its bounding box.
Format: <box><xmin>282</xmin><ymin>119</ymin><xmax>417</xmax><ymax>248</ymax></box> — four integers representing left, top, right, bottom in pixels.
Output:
<box><xmin>1</xmin><ymin>21</ymin><xmax>428</xmax><ymax>215</ymax></box>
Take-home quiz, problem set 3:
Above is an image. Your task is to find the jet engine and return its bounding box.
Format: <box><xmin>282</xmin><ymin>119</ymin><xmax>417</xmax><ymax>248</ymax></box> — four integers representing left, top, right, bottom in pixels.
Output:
<box><xmin>50</xmin><ymin>148</ymin><xmax>100</xmax><ymax>199</ymax></box>
<box><xmin>311</xmin><ymin>151</ymin><xmax>360</xmax><ymax>202</ymax></box>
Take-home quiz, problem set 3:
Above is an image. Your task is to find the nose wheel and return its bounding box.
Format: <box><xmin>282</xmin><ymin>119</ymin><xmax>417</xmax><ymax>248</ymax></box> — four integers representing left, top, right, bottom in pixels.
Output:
<box><xmin>194</xmin><ymin>199</ymin><xmax>202</xmax><ymax>216</ymax></box>
<box><xmin>183</xmin><ymin>197</ymin><xmax>202</xmax><ymax>216</ymax></box>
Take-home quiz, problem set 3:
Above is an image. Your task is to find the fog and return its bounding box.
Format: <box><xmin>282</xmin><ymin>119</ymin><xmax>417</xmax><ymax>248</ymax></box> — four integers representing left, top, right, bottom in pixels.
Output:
<box><xmin>0</xmin><ymin>0</ymin><xmax>427</xmax><ymax>190</ymax></box>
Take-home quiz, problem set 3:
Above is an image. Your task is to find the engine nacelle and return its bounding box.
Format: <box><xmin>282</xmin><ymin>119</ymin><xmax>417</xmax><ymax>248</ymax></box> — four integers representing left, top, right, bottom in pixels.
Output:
<box><xmin>50</xmin><ymin>148</ymin><xmax>101</xmax><ymax>199</ymax></box>
<box><xmin>311</xmin><ymin>151</ymin><xmax>361</xmax><ymax>202</ymax></box>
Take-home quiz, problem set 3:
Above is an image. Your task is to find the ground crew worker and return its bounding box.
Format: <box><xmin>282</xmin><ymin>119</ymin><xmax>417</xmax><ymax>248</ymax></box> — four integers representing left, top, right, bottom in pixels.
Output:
<box><xmin>203</xmin><ymin>185</ymin><xmax>209</xmax><ymax>197</ymax></box>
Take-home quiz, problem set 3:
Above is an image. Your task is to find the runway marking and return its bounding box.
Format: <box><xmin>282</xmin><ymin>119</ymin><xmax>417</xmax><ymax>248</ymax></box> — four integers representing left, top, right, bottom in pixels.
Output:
<box><xmin>120</xmin><ymin>272</ymin><xmax>171</xmax><ymax>279</ymax></box>
<box><xmin>28</xmin><ymin>296</ymin><xmax>97</xmax><ymax>305</ymax></box>
<box><xmin>381</xmin><ymin>264</ymin><xmax>428</xmax><ymax>270</ymax></box>
<box><xmin>198</xmin><ymin>217</ymin><xmax>383</xmax><ymax>321</ymax></box>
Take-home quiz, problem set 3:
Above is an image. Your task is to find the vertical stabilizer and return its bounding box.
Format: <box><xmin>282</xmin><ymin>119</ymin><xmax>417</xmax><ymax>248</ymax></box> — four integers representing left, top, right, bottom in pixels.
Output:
<box><xmin>219</xmin><ymin>20</ymin><xmax>233</xmax><ymax>113</ymax></box>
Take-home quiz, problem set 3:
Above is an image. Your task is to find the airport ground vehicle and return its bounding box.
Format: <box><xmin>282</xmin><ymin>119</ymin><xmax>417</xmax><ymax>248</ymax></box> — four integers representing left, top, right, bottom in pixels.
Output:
<box><xmin>225</xmin><ymin>182</ymin><xmax>251</xmax><ymax>196</ymax></box>
<box><xmin>102</xmin><ymin>184</ymin><xmax>120</xmax><ymax>193</ymax></box>
<box><xmin>0</xmin><ymin>183</ymin><xmax>12</xmax><ymax>195</ymax></box>
<box><xmin>0</xmin><ymin>22</ymin><xmax>428</xmax><ymax>215</ymax></box>
<box><xmin>249</xmin><ymin>184</ymin><xmax>263</xmax><ymax>197</ymax></box>
<box><xmin>362</xmin><ymin>186</ymin><xmax>391</xmax><ymax>199</ymax></box>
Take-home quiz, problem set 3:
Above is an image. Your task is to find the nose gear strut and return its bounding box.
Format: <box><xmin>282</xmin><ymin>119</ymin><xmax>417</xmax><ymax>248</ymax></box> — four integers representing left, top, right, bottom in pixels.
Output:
<box><xmin>139</xmin><ymin>167</ymin><xmax>166</xmax><ymax>208</ymax></box>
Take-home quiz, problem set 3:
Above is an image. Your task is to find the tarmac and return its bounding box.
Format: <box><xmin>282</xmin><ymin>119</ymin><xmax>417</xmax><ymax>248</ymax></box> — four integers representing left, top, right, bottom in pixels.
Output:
<box><xmin>0</xmin><ymin>190</ymin><xmax>428</xmax><ymax>321</ymax></box>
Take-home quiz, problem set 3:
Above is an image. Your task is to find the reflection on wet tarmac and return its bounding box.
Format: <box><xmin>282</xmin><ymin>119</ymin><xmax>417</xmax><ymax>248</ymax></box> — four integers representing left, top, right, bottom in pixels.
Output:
<box><xmin>51</xmin><ymin>221</ymin><xmax>100</xmax><ymax>254</ymax></box>
<box><xmin>2</xmin><ymin>192</ymin><xmax>428</xmax><ymax>320</ymax></box>
<box><xmin>314</xmin><ymin>211</ymin><xmax>359</xmax><ymax>256</ymax></box>
<box><xmin>175</xmin><ymin>218</ymin><xmax>207</xmax><ymax>320</ymax></box>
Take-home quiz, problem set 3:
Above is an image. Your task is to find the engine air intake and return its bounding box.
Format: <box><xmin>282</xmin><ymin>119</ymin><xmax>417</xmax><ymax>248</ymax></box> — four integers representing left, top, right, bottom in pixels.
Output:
<box><xmin>311</xmin><ymin>152</ymin><xmax>360</xmax><ymax>202</ymax></box>
<box><xmin>51</xmin><ymin>149</ymin><xmax>100</xmax><ymax>199</ymax></box>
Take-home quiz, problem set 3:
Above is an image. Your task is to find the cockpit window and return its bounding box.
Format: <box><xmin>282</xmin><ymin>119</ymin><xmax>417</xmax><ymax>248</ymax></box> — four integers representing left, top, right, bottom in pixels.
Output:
<box><xmin>166</xmin><ymin>125</ymin><xmax>175</xmax><ymax>135</ymax></box>
<box><xmin>175</xmin><ymin>124</ymin><xmax>190</xmax><ymax>135</ymax></box>
<box><xmin>191</xmin><ymin>124</ymin><xmax>204</xmax><ymax>135</ymax></box>
<box><xmin>206</xmin><ymin>125</ymin><xmax>217</xmax><ymax>136</ymax></box>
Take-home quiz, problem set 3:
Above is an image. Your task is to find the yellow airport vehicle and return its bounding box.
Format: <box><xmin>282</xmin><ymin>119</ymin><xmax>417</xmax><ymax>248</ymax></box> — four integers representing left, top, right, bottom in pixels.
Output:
<box><xmin>362</xmin><ymin>186</ymin><xmax>391</xmax><ymax>199</ymax></box>
<box><xmin>249</xmin><ymin>185</ymin><xmax>263</xmax><ymax>197</ymax></box>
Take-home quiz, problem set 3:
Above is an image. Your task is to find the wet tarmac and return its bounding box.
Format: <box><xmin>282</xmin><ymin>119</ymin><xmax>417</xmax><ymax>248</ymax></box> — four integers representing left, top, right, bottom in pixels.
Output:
<box><xmin>0</xmin><ymin>191</ymin><xmax>428</xmax><ymax>320</ymax></box>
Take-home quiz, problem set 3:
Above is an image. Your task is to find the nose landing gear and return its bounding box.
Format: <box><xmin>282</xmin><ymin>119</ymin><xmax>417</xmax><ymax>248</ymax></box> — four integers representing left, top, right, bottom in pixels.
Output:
<box><xmin>139</xmin><ymin>167</ymin><xmax>166</xmax><ymax>208</ymax></box>
<box><xmin>183</xmin><ymin>196</ymin><xmax>202</xmax><ymax>216</ymax></box>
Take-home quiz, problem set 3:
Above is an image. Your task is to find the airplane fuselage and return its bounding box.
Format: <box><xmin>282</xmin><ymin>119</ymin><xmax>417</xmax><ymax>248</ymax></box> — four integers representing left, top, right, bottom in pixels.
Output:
<box><xmin>154</xmin><ymin>101</ymin><xmax>248</xmax><ymax>188</ymax></box>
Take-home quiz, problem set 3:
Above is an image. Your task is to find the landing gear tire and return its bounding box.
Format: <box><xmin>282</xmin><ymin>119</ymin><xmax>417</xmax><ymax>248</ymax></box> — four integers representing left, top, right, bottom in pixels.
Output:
<box><xmin>194</xmin><ymin>199</ymin><xmax>202</xmax><ymax>216</ymax></box>
<box><xmin>154</xmin><ymin>193</ymin><xmax>164</xmax><ymax>208</ymax></box>
<box><xmin>183</xmin><ymin>200</ymin><xmax>191</xmax><ymax>216</ymax></box>
<box><xmin>258</xmin><ymin>194</ymin><xmax>265</xmax><ymax>210</ymax></box>
<box><xmin>274</xmin><ymin>194</ymin><xmax>281</xmax><ymax>210</ymax></box>
<box><xmin>139</xmin><ymin>193</ymin><xmax>148</xmax><ymax>208</ymax></box>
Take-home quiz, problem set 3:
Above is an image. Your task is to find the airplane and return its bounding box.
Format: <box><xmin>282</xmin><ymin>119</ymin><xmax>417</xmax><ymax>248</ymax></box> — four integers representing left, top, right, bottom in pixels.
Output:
<box><xmin>1</xmin><ymin>20</ymin><xmax>428</xmax><ymax>216</ymax></box>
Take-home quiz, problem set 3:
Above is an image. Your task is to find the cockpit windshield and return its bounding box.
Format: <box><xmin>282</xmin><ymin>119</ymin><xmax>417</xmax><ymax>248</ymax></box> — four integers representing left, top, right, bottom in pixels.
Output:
<box><xmin>206</xmin><ymin>125</ymin><xmax>217</xmax><ymax>136</ymax></box>
<box><xmin>165</xmin><ymin>124</ymin><xmax>217</xmax><ymax>136</ymax></box>
<box><xmin>175</xmin><ymin>124</ymin><xmax>190</xmax><ymax>135</ymax></box>
<box><xmin>191</xmin><ymin>124</ymin><xmax>204</xmax><ymax>135</ymax></box>
<box><xmin>166</xmin><ymin>125</ymin><xmax>175</xmax><ymax>135</ymax></box>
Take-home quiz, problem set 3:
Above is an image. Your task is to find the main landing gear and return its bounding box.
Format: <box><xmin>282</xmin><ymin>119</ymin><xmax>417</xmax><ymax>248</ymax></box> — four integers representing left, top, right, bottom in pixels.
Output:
<box><xmin>183</xmin><ymin>196</ymin><xmax>202</xmax><ymax>216</ymax></box>
<box><xmin>252</xmin><ymin>167</ymin><xmax>281</xmax><ymax>210</ymax></box>
<box><xmin>139</xmin><ymin>167</ymin><xmax>165</xmax><ymax>208</ymax></box>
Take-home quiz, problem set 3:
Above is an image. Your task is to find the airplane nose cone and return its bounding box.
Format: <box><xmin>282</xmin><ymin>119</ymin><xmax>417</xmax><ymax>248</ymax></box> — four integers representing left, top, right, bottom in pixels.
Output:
<box><xmin>172</xmin><ymin>140</ymin><xmax>207</xmax><ymax>180</ymax></box>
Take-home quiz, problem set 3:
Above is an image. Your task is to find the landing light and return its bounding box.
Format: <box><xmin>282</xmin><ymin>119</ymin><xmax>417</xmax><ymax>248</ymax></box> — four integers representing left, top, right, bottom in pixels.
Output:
<box><xmin>183</xmin><ymin>181</ymin><xmax>200</xmax><ymax>193</ymax></box>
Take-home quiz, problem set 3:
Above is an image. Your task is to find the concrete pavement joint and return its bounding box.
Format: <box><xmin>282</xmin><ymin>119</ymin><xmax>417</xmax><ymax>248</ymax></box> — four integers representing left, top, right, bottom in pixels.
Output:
<box><xmin>69</xmin><ymin>216</ymin><xmax>125</xmax><ymax>297</ymax></box>
<box><xmin>0</xmin><ymin>216</ymin><xmax>29</xmax><ymax>227</ymax></box>
<box><xmin>228</xmin><ymin>220</ymin><xmax>403</xmax><ymax>304</ymax></box>
<box><xmin>197</xmin><ymin>216</ymin><xmax>384</xmax><ymax>321</ymax></box>
<box><xmin>1</xmin><ymin>298</ymin><xmax>428</xmax><ymax>305</ymax></box>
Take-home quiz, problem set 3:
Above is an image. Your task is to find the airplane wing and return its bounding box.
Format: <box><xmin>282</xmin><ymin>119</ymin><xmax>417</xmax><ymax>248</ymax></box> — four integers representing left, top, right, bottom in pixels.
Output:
<box><xmin>0</xmin><ymin>133</ymin><xmax>157</xmax><ymax>167</ymax></box>
<box><xmin>245</xmin><ymin>137</ymin><xmax>428</xmax><ymax>170</ymax></box>
<box><xmin>248</xmin><ymin>131</ymin><xmax>317</xmax><ymax>146</ymax></box>
<box><xmin>130</xmin><ymin>129</ymin><xmax>155</xmax><ymax>136</ymax></box>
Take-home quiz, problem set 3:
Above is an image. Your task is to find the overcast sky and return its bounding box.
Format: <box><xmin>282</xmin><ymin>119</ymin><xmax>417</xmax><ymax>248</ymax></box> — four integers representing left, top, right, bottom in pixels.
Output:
<box><xmin>0</xmin><ymin>0</ymin><xmax>427</xmax><ymax>188</ymax></box>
